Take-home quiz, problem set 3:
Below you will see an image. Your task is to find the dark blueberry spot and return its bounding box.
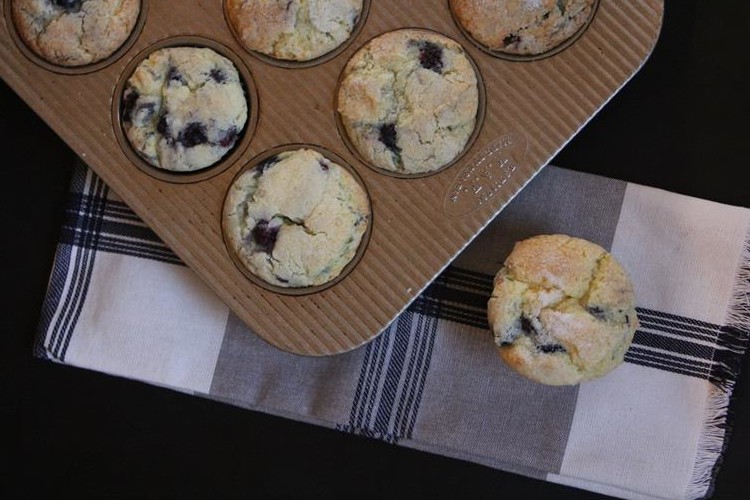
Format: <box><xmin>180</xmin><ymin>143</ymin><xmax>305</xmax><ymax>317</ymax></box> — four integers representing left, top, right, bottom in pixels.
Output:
<box><xmin>416</xmin><ymin>41</ymin><xmax>444</xmax><ymax>73</ymax></box>
<box><xmin>210</xmin><ymin>68</ymin><xmax>227</xmax><ymax>83</ymax></box>
<box><xmin>625</xmin><ymin>315</ymin><xmax>631</xmax><ymax>326</ymax></box>
<box><xmin>520</xmin><ymin>316</ymin><xmax>538</xmax><ymax>336</ymax></box>
<box><xmin>218</xmin><ymin>127</ymin><xmax>238</xmax><ymax>148</ymax></box>
<box><xmin>255</xmin><ymin>155</ymin><xmax>280</xmax><ymax>175</ymax></box>
<box><xmin>135</xmin><ymin>102</ymin><xmax>156</xmax><ymax>121</ymax></box>
<box><xmin>538</xmin><ymin>344</ymin><xmax>566</xmax><ymax>354</ymax></box>
<box><xmin>52</xmin><ymin>0</ymin><xmax>82</xmax><ymax>12</ymax></box>
<box><xmin>275</xmin><ymin>276</ymin><xmax>289</xmax><ymax>284</ymax></box>
<box><xmin>542</xmin><ymin>11</ymin><xmax>551</xmax><ymax>20</ymax></box>
<box><xmin>318</xmin><ymin>160</ymin><xmax>329</xmax><ymax>171</ymax></box>
<box><xmin>156</xmin><ymin>114</ymin><xmax>170</xmax><ymax>138</ymax></box>
<box><xmin>166</xmin><ymin>66</ymin><xmax>186</xmax><ymax>85</ymax></box>
<box><xmin>178</xmin><ymin>122</ymin><xmax>208</xmax><ymax>148</ymax></box>
<box><xmin>499</xmin><ymin>341</ymin><xmax>513</xmax><ymax>347</ymax></box>
<box><xmin>122</xmin><ymin>89</ymin><xmax>140</xmax><ymax>123</ymax></box>
<box><xmin>378</xmin><ymin>123</ymin><xmax>401</xmax><ymax>154</ymax></box>
<box><xmin>587</xmin><ymin>306</ymin><xmax>606</xmax><ymax>320</ymax></box>
<box><xmin>252</xmin><ymin>219</ymin><xmax>279</xmax><ymax>253</ymax></box>
<box><xmin>503</xmin><ymin>34</ymin><xmax>521</xmax><ymax>47</ymax></box>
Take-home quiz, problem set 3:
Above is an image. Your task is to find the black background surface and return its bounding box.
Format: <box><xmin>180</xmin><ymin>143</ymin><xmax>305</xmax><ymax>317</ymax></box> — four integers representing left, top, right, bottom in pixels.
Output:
<box><xmin>3</xmin><ymin>2</ymin><xmax>749</xmax><ymax>498</ymax></box>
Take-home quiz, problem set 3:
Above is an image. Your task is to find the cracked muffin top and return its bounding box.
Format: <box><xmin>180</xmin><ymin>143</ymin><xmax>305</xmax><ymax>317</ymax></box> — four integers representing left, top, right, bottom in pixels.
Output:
<box><xmin>225</xmin><ymin>0</ymin><xmax>364</xmax><ymax>62</ymax></box>
<box><xmin>337</xmin><ymin>28</ymin><xmax>479</xmax><ymax>175</ymax></box>
<box><xmin>12</xmin><ymin>0</ymin><xmax>141</xmax><ymax>67</ymax></box>
<box><xmin>223</xmin><ymin>148</ymin><xmax>370</xmax><ymax>288</ymax></box>
<box><xmin>450</xmin><ymin>0</ymin><xmax>596</xmax><ymax>56</ymax></box>
<box><xmin>120</xmin><ymin>46</ymin><xmax>249</xmax><ymax>172</ymax></box>
<box><xmin>487</xmin><ymin>234</ymin><xmax>638</xmax><ymax>385</ymax></box>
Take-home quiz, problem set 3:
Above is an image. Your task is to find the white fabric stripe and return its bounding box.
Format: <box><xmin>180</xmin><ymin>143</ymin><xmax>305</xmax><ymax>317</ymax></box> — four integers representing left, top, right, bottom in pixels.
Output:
<box><xmin>62</xmin><ymin>253</ymin><xmax>230</xmax><ymax>393</ymax></box>
<box><xmin>101</xmin><ymin>214</ymin><xmax>151</xmax><ymax>227</ymax></box>
<box><xmin>725</xmin><ymin>227</ymin><xmax>750</xmax><ymax>331</ymax></box>
<box><xmin>41</xmin><ymin>245</ymin><xmax>81</xmax><ymax>358</ymax></box>
<box><xmin>557</xmin><ymin>183</ymin><xmax>750</xmax><ymax>499</ymax></box>
<box><xmin>628</xmin><ymin>347</ymin><xmax>711</xmax><ymax>371</ymax></box>
<box><xmin>558</xmin><ymin>363</ymin><xmax>708</xmax><ymax>499</ymax></box>
<box><xmin>612</xmin><ymin>183</ymin><xmax>750</xmax><ymax>323</ymax></box>
<box><xmin>632</xmin><ymin>342</ymin><xmax>724</xmax><ymax>366</ymax></box>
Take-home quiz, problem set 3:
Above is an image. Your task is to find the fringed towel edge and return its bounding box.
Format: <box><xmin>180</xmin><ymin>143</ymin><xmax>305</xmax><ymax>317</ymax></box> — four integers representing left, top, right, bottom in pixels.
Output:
<box><xmin>687</xmin><ymin>222</ymin><xmax>750</xmax><ymax>499</ymax></box>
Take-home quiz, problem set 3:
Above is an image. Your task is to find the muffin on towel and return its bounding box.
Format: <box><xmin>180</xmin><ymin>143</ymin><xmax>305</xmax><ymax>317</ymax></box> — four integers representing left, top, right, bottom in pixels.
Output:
<box><xmin>488</xmin><ymin>234</ymin><xmax>638</xmax><ymax>385</ymax></box>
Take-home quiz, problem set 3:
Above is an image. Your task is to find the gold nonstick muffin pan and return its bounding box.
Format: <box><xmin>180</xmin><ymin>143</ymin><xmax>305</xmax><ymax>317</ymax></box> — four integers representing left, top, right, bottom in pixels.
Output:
<box><xmin>0</xmin><ymin>0</ymin><xmax>663</xmax><ymax>355</ymax></box>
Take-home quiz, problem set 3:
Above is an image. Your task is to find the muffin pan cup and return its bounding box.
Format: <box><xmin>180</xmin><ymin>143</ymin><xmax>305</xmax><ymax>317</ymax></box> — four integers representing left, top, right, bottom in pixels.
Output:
<box><xmin>111</xmin><ymin>36</ymin><xmax>260</xmax><ymax>184</ymax></box>
<box><xmin>221</xmin><ymin>143</ymin><xmax>372</xmax><ymax>296</ymax></box>
<box><xmin>334</xmin><ymin>26</ymin><xmax>487</xmax><ymax>179</ymax></box>
<box><xmin>448</xmin><ymin>0</ymin><xmax>601</xmax><ymax>62</ymax></box>
<box><xmin>0</xmin><ymin>0</ymin><xmax>664</xmax><ymax>356</ymax></box>
<box><xmin>223</xmin><ymin>0</ymin><xmax>372</xmax><ymax>69</ymax></box>
<box><xmin>5</xmin><ymin>0</ymin><xmax>149</xmax><ymax>74</ymax></box>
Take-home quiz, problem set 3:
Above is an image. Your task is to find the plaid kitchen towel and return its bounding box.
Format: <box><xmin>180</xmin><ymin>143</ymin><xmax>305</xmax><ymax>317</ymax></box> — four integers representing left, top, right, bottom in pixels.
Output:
<box><xmin>35</xmin><ymin>161</ymin><xmax>750</xmax><ymax>500</ymax></box>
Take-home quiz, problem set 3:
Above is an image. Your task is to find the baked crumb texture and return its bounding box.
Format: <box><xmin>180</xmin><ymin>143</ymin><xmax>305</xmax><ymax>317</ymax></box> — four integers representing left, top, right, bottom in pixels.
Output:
<box><xmin>12</xmin><ymin>0</ymin><xmax>141</xmax><ymax>66</ymax></box>
<box><xmin>121</xmin><ymin>46</ymin><xmax>249</xmax><ymax>172</ymax></box>
<box><xmin>226</xmin><ymin>0</ymin><xmax>364</xmax><ymax>61</ymax></box>
<box><xmin>450</xmin><ymin>0</ymin><xmax>596</xmax><ymax>56</ymax></box>
<box><xmin>223</xmin><ymin>148</ymin><xmax>370</xmax><ymax>288</ymax></box>
<box><xmin>488</xmin><ymin>234</ymin><xmax>638</xmax><ymax>385</ymax></box>
<box><xmin>337</xmin><ymin>29</ymin><xmax>479</xmax><ymax>175</ymax></box>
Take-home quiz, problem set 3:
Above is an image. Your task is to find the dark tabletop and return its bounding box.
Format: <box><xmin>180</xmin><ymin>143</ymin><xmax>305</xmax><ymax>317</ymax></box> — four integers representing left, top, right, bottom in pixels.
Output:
<box><xmin>3</xmin><ymin>1</ymin><xmax>749</xmax><ymax>498</ymax></box>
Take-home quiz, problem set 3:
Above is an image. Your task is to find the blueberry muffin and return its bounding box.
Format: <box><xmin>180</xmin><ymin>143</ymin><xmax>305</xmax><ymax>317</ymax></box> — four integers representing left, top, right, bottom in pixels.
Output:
<box><xmin>488</xmin><ymin>234</ymin><xmax>638</xmax><ymax>385</ymax></box>
<box><xmin>121</xmin><ymin>46</ymin><xmax>249</xmax><ymax>172</ymax></box>
<box><xmin>12</xmin><ymin>0</ymin><xmax>141</xmax><ymax>67</ymax></box>
<box><xmin>450</xmin><ymin>0</ymin><xmax>596</xmax><ymax>56</ymax></box>
<box><xmin>225</xmin><ymin>0</ymin><xmax>364</xmax><ymax>62</ymax></box>
<box><xmin>337</xmin><ymin>29</ymin><xmax>479</xmax><ymax>175</ymax></box>
<box><xmin>223</xmin><ymin>148</ymin><xmax>370</xmax><ymax>288</ymax></box>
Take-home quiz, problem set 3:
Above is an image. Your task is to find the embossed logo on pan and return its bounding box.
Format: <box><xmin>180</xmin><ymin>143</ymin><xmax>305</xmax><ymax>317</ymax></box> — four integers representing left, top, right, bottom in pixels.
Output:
<box><xmin>444</xmin><ymin>133</ymin><xmax>528</xmax><ymax>217</ymax></box>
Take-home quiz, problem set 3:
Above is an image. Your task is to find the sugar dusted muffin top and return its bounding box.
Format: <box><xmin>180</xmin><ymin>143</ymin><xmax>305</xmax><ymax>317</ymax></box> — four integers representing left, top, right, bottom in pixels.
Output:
<box><xmin>223</xmin><ymin>148</ymin><xmax>370</xmax><ymax>288</ymax></box>
<box><xmin>121</xmin><ymin>46</ymin><xmax>249</xmax><ymax>172</ymax></box>
<box><xmin>337</xmin><ymin>29</ymin><xmax>479</xmax><ymax>175</ymax></box>
<box><xmin>488</xmin><ymin>234</ymin><xmax>638</xmax><ymax>385</ymax></box>
<box><xmin>226</xmin><ymin>0</ymin><xmax>364</xmax><ymax>61</ymax></box>
<box><xmin>12</xmin><ymin>0</ymin><xmax>141</xmax><ymax>66</ymax></box>
<box><xmin>450</xmin><ymin>0</ymin><xmax>596</xmax><ymax>56</ymax></box>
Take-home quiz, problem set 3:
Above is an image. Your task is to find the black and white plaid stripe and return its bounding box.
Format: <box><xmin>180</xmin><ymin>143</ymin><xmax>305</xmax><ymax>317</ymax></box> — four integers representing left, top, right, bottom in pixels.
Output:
<box><xmin>337</xmin><ymin>309</ymin><xmax>438</xmax><ymax>444</ymax></box>
<box><xmin>36</xmin><ymin>168</ymin><xmax>108</xmax><ymax>362</ymax></box>
<box><xmin>415</xmin><ymin>267</ymin><xmax>750</xmax><ymax>387</ymax></box>
<box><xmin>37</xmin><ymin>163</ymin><xmax>750</xmax><ymax>395</ymax></box>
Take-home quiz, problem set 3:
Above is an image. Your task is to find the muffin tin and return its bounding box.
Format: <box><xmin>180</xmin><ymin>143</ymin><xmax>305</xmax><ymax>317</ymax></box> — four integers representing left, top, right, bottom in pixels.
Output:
<box><xmin>449</xmin><ymin>0</ymin><xmax>601</xmax><ymax>61</ymax></box>
<box><xmin>221</xmin><ymin>142</ymin><xmax>372</xmax><ymax>296</ymax></box>
<box><xmin>223</xmin><ymin>0</ymin><xmax>371</xmax><ymax>68</ymax></box>
<box><xmin>111</xmin><ymin>35</ymin><xmax>260</xmax><ymax>183</ymax></box>
<box><xmin>335</xmin><ymin>27</ymin><xmax>486</xmax><ymax>179</ymax></box>
<box><xmin>0</xmin><ymin>0</ymin><xmax>664</xmax><ymax>356</ymax></box>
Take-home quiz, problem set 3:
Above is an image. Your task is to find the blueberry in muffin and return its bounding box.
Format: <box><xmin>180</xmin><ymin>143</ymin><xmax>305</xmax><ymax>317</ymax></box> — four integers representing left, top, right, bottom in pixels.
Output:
<box><xmin>226</xmin><ymin>0</ymin><xmax>364</xmax><ymax>62</ymax></box>
<box><xmin>488</xmin><ymin>234</ymin><xmax>638</xmax><ymax>385</ymax></box>
<box><xmin>223</xmin><ymin>148</ymin><xmax>370</xmax><ymax>288</ymax></box>
<box><xmin>450</xmin><ymin>0</ymin><xmax>596</xmax><ymax>56</ymax></box>
<box><xmin>12</xmin><ymin>0</ymin><xmax>141</xmax><ymax>66</ymax></box>
<box><xmin>337</xmin><ymin>29</ymin><xmax>479</xmax><ymax>175</ymax></box>
<box><xmin>121</xmin><ymin>46</ymin><xmax>248</xmax><ymax>172</ymax></box>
